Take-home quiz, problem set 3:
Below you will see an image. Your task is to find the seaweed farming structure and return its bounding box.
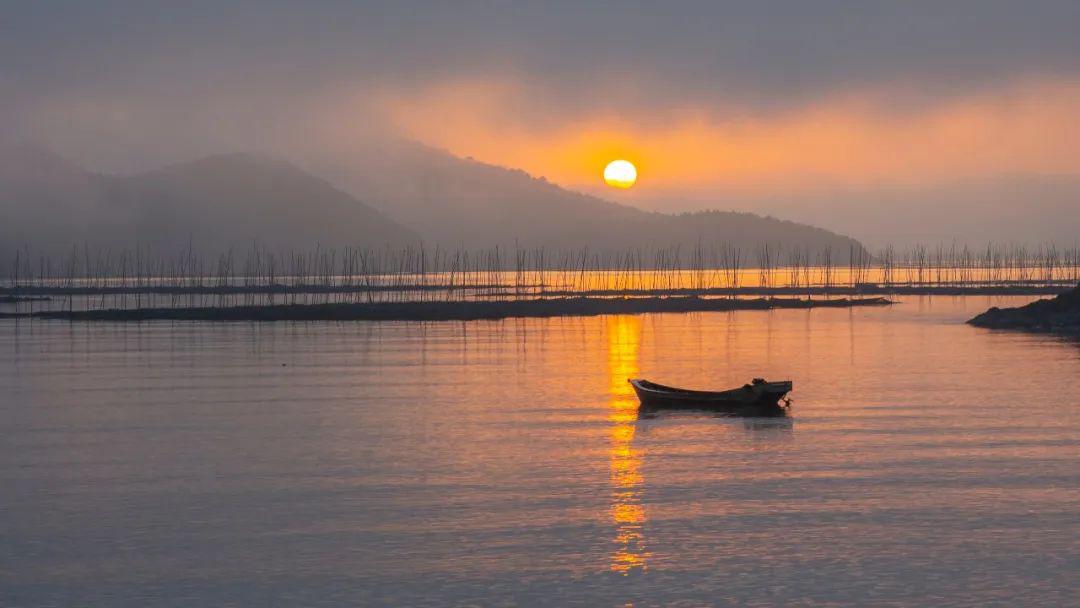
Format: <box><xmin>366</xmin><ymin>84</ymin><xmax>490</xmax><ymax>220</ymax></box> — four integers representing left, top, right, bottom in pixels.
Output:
<box><xmin>2</xmin><ymin>241</ymin><xmax>1078</xmax><ymax>316</ymax></box>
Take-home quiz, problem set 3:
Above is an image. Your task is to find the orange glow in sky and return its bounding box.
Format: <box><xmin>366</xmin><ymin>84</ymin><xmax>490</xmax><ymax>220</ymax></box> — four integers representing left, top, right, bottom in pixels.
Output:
<box><xmin>376</xmin><ymin>78</ymin><xmax>1080</xmax><ymax>199</ymax></box>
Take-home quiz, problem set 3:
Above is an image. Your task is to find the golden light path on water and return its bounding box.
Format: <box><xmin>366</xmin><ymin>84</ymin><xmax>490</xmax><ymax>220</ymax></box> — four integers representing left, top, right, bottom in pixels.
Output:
<box><xmin>606</xmin><ymin>315</ymin><xmax>647</xmax><ymax>574</ymax></box>
<box><xmin>2</xmin><ymin>297</ymin><xmax>1078</xmax><ymax>605</ymax></box>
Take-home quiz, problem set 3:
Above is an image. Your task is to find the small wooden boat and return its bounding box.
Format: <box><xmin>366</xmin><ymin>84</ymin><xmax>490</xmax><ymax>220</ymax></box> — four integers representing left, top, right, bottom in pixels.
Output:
<box><xmin>629</xmin><ymin>378</ymin><xmax>792</xmax><ymax>416</ymax></box>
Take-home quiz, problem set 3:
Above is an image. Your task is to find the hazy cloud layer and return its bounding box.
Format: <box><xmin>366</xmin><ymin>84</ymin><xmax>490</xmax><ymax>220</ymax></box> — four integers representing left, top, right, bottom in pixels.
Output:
<box><xmin>7</xmin><ymin>2</ymin><xmax>1080</xmax><ymax>100</ymax></box>
<box><xmin>4</xmin><ymin>1</ymin><xmax>1080</xmax><ymax>244</ymax></box>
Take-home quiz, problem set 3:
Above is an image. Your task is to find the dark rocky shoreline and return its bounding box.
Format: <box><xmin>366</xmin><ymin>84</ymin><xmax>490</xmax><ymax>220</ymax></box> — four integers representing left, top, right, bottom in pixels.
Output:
<box><xmin>2</xmin><ymin>296</ymin><xmax>892</xmax><ymax>322</ymax></box>
<box><xmin>968</xmin><ymin>284</ymin><xmax>1080</xmax><ymax>334</ymax></box>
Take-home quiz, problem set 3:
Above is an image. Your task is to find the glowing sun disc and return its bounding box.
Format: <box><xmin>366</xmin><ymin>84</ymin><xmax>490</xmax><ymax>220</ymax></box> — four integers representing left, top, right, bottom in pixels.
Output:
<box><xmin>603</xmin><ymin>160</ymin><xmax>637</xmax><ymax>189</ymax></box>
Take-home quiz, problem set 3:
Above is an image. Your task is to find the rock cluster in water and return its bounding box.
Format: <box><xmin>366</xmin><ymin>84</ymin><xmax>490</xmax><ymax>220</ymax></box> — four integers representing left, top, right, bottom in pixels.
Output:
<box><xmin>968</xmin><ymin>284</ymin><xmax>1080</xmax><ymax>334</ymax></box>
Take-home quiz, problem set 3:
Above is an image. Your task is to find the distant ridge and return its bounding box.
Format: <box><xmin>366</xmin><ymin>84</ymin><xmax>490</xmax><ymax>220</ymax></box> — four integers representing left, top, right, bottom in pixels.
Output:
<box><xmin>310</xmin><ymin>138</ymin><xmax>869</xmax><ymax>260</ymax></box>
<box><xmin>0</xmin><ymin>145</ymin><xmax>419</xmax><ymax>256</ymax></box>
<box><xmin>2</xmin><ymin>141</ymin><xmax>868</xmax><ymax>261</ymax></box>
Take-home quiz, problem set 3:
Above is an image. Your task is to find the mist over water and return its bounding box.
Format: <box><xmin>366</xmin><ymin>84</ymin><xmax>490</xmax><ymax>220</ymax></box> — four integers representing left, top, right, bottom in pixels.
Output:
<box><xmin>2</xmin><ymin>296</ymin><xmax>1077</xmax><ymax>606</ymax></box>
<box><xmin>5</xmin><ymin>4</ymin><xmax>1080</xmax><ymax>606</ymax></box>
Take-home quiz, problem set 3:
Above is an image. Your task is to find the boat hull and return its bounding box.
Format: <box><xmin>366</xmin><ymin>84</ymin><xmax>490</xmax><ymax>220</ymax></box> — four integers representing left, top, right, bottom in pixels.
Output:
<box><xmin>629</xmin><ymin>379</ymin><xmax>791</xmax><ymax>416</ymax></box>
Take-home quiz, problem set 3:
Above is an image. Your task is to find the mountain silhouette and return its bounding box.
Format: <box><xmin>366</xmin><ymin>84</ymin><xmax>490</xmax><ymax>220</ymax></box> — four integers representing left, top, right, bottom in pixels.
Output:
<box><xmin>0</xmin><ymin>145</ymin><xmax>419</xmax><ymax>256</ymax></box>
<box><xmin>2</xmin><ymin>141</ymin><xmax>867</xmax><ymax>261</ymax></box>
<box><xmin>307</xmin><ymin>138</ymin><xmax>868</xmax><ymax>259</ymax></box>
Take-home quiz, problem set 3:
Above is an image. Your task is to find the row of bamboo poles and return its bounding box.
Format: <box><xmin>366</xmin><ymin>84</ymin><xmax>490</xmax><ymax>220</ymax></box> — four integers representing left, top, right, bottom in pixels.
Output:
<box><xmin>3</xmin><ymin>242</ymin><xmax>1080</xmax><ymax>312</ymax></box>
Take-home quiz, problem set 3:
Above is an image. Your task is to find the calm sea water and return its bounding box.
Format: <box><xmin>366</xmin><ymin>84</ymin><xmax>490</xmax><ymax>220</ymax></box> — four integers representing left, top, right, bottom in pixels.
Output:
<box><xmin>2</xmin><ymin>296</ymin><xmax>1077</xmax><ymax>607</ymax></box>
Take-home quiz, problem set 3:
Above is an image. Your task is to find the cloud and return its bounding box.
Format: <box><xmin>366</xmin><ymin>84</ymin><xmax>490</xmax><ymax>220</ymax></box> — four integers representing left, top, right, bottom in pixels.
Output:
<box><xmin>6</xmin><ymin>2</ymin><xmax>1080</xmax><ymax>100</ymax></box>
<box><xmin>378</xmin><ymin>76</ymin><xmax>1080</xmax><ymax>197</ymax></box>
<box><xmin>4</xmin><ymin>1</ymin><xmax>1080</xmax><ymax>245</ymax></box>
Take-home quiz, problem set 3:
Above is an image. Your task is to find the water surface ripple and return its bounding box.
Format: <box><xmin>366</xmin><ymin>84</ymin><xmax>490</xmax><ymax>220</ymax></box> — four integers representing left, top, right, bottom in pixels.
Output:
<box><xmin>2</xmin><ymin>296</ymin><xmax>1077</xmax><ymax>606</ymax></box>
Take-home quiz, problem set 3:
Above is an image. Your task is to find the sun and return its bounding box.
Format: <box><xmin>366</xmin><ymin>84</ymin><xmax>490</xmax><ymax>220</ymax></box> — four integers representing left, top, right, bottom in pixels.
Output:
<box><xmin>603</xmin><ymin>160</ymin><xmax>637</xmax><ymax>189</ymax></box>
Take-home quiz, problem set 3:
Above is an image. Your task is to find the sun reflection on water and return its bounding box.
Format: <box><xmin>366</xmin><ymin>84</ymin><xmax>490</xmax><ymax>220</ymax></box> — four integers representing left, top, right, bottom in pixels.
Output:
<box><xmin>606</xmin><ymin>315</ymin><xmax>648</xmax><ymax>574</ymax></box>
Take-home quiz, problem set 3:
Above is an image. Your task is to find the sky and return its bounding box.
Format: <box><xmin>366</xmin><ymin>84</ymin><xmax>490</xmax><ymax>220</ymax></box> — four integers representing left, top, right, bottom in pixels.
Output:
<box><xmin>4</xmin><ymin>1</ymin><xmax>1080</xmax><ymax>244</ymax></box>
